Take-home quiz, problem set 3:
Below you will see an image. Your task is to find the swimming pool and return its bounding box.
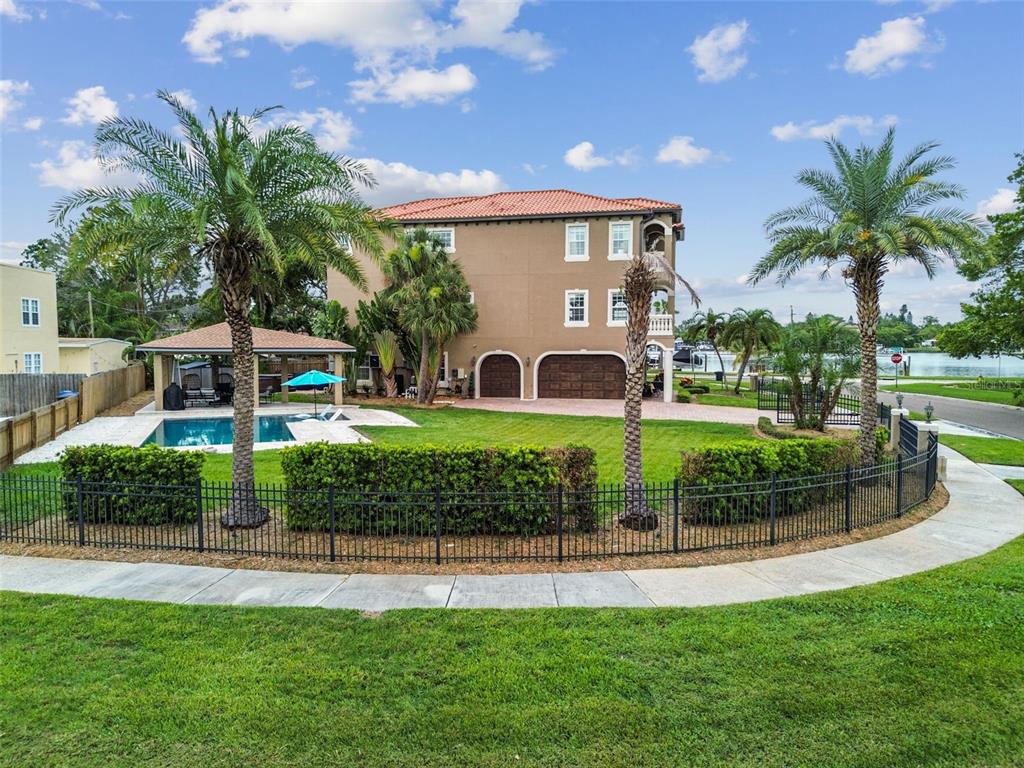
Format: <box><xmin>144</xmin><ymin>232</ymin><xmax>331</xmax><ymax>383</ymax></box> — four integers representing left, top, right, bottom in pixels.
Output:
<box><xmin>144</xmin><ymin>415</ymin><xmax>303</xmax><ymax>447</ymax></box>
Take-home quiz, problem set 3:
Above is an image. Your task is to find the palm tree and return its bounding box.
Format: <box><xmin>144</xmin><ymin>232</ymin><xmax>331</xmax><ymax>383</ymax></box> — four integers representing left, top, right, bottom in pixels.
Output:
<box><xmin>619</xmin><ymin>248</ymin><xmax>700</xmax><ymax>531</ymax></box>
<box><xmin>720</xmin><ymin>308</ymin><xmax>781</xmax><ymax>395</ymax></box>
<box><xmin>684</xmin><ymin>308</ymin><xmax>730</xmax><ymax>388</ymax></box>
<box><xmin>749</xmin><ymin>129</ymin><xmax>984</xmax><ymax>462</ymax></box>
<box><xmin>53</xmin><ymin>91</ymin><xmax>392</xmax><ymax>525</ymax></box>
<box><xmin>374</xmin><ymin>330</ymin><xmax>400</xmax><ymax>398</ymax></box>
<box><xmin>383</xmin><ymin>229</ymin><xmax>477</xmax><ymax>404</ymax></box>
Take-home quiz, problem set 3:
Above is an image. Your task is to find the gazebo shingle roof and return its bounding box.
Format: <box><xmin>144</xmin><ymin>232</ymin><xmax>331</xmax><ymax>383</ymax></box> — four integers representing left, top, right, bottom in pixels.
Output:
<box><xmin>136</xmin><ymin>323</ymin><xmax>354</xmax><ymax>354</ymax></box>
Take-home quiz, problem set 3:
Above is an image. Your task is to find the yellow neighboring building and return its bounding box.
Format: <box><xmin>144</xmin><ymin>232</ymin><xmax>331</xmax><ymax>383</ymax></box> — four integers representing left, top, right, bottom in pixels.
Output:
<box><xmin>0</xmin><ymin>263</ymin><xmax>60</xmax><ymax>374</ymax></box>
<box><xmin>58</xmin><ymin>338</ymin><xmax>131</xmax><ymax>374</ymax></box>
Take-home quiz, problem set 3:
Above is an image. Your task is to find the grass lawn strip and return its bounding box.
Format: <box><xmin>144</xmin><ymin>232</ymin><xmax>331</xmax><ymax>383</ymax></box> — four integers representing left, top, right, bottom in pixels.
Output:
<box><xmin>1</xmin><ymin>534</ymin><xmax>1022</xmax><ymax>767</ymax></box>
<box><xmin>881</xmin><ymin>381</ymin><xmax>1020</xmax><ymax>406</ymax></box>
<box><xmin>939</xmin><ymin>435</ymin><xmax>1024</xmax><ymax>466</ymax></box>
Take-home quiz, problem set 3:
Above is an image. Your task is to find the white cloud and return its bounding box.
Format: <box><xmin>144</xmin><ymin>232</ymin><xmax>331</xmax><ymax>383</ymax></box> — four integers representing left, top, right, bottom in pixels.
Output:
<box><xmin>61</xmin><ymin>85</ymin><xmax>118</xmax><ymax>125</ymax></box>
<box><xmin>656</xmin><ymin>136</ymin><xmax>715</xmax><ymax>167</ymax></box>
<box><xmin>22</xmin><ymin>116</ymin><xmax>43</xmax><ymax>130</ymax></box>
<box><xmin>290</xmin><ymin>67</ymin><xmax>316</xmax><ymax>90</ymax></box>
<box><xmin>687</xmin><ymin>20</ymin><xmax>750</xmax><ymax>83</ymax></box>
<box><xmin>358</xmin><ymin>158</ymin><xmax>504</xmax><ymax>206</ymax></box>
<box><xmin>167</xmin><ymin>89</ymin><xmax>198</xmax><ymax>111</ymax></box>
<box><xmin>1</xmin><ymin>240</ymin><xmax>30</xmax><ymax>259</ymax></box>
<box><xmin>770</xmin><ymin>114</ymin><xmax>899</xmax><ymax>141</ymax></box>
<box><xmin>351</xmin><ymin>64</ymin><xmax>477</xmax><ymax>106</ymax></box>
<box><xmin>183</xmin><ymin>0</ymin><xmax>554</xmax><ymax>102</ymax></box>
<box><xmin>844</xmin><ymin>16</ymin><xmax>942</xmax><ymax>77</ymax></box>
<box><xmin>563</xmin><ymin>141</ymin><xmax>636</xmax><ymax>172</ymax></box>
<box><xmin>266</xmin><ymin>108</ymin><xmax>357</xmax><ymax>153</ymax></box>
<box><xmin>1</xmin><ymin>0</ymin><xmax>31</xmax><ymax>21</ymax></box>
<box><xmin>34</xmin><ymin>140</ymin><xmax>138</xmax><ymax>190</ymax></box>
<box><xmin>0</xmin><ymin>79</ymin><xmax>31</xmax><ymax>123</ymax></box>
<box><xmin>976</xmin><ymin>188</ymin><xmax>1018</xmax><ymax>218</ymax></box>
<box><xmin>564</xmin><ymin>141</ymin><xmax>611</xmax><ymax>171</ymax></box>
<box><xmin>522</xmin><ymin>162</ymin><xmax>546</xmax><ymax>176</ymax></box>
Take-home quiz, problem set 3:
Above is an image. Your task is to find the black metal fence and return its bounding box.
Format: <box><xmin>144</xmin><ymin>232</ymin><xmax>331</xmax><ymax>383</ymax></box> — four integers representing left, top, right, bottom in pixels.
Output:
<box><xmin>0</xmin><ymin>446</ymin><xmax>938</xmax><ymax>564</ymax></box>
<box><xmin>758</xmin><ymin>377</ymin><xmax>892</xmax><ymax>427</ymax></box>
<box><xmin>899</xmin><ymin>414</ymin><xmax>920</xmax><ymax>457</ymax></box>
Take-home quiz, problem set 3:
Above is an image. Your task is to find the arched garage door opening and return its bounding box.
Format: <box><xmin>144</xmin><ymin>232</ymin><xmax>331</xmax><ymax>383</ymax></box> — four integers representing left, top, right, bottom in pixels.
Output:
<box><xmin>478</xmin><ymin>353</ymin><xmax>522</xmax><ymax>398</ymax></box>
<box><xmin>537</xmin><ymin>353</ymin><xmax>625</xmax><ymax>399</ymax></box>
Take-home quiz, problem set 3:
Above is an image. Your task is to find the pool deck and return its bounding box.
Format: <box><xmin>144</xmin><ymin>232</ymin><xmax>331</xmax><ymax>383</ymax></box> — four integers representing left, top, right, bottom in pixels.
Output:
<box><xmin>12</xmin><ymin>404</ymin><xmax>417</xmax><ymax>464</ymax></box>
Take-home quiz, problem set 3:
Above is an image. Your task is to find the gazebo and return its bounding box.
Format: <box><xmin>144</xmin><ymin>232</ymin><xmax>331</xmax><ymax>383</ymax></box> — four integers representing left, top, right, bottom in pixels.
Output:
<box><xmin>137</xmin><ymin>322</ymin><xmax>355</xmax><ymax>412</ymax></box>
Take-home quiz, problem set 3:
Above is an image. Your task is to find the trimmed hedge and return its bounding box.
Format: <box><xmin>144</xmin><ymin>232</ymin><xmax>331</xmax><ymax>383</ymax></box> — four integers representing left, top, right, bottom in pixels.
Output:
<box><xmin>676</xmin><ymin>392</ymin><xmax>691</xmax><ymax>404</ymax></box>
<box><xmin>60</xmin><ymin>444</ymin><xmax>205</xmax><ymax>525</ymax></box>
<box><xmin>685</xmin><ymin>385</ymin><xmax>711</xmax><ymax>395</ymax></box>
<box><xmin>679</xmin><ymin>439</ymin><xmax>858</xmax><ymax>524</ymax></box>
<box><xmin>758</xmin><ymin>416</ymin><xmax>892</xmax><ymax>456</ymax></box>
<box><xmin>280</xmin><ymin>443</ymin><xmax>597</xmax><ymax>535</ymax></box>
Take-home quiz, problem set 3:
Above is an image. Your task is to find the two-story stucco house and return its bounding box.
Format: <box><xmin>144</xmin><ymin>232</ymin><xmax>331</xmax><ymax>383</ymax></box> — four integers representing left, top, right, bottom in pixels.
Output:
<box><xmin>0</xmin><ymin>263</ymin><xmax>60</xmax><ymax>374</ymax></box>
<box><xmin>329</xmin><ymin>190</ymin><xmax>683</xmax><ymax>402</ymax></box>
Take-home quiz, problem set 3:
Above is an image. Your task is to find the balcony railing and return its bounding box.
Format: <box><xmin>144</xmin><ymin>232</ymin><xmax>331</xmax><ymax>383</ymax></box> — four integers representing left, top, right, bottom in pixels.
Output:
<box><xmin>648</xmin><ymin>314</ymin><xmax>674</xmax><ymax>336</ymax></box>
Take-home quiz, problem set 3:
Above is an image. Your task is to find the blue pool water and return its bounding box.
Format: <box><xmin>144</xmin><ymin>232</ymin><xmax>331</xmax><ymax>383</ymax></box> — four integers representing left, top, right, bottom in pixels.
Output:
<box><xmin>144</xmin><ymin>416</ymin><xmax>302</xmax><ymax>447</ymax></box>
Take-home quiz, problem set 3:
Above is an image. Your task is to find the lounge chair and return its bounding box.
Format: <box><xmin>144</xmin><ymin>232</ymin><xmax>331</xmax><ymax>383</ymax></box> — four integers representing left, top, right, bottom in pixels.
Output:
<box><xmin>200</xmin><ymin>388</ymin><xmax>218</xmax><ymax>406</ymax></box>
<box><xmin>184</xmin><ymin>389</ymin><xmax>203</xmax><ymax>407</ymax></box>
<box><xmin>259</xmin><ymin>387</ymin><xmax>273</xmax><ymax>406</ymax></box>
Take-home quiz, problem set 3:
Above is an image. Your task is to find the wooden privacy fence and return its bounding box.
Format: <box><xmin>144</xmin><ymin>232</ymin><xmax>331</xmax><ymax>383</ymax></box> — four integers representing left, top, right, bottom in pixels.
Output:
<box><xmin>0</xmin><ymin>363</ymin><xmax>145</xmax><ymax>472</ymax></box>
<box><xmin>0</xmin><ymin>373</ymin><xmax>84</xmax><ymax>416</ymax></box>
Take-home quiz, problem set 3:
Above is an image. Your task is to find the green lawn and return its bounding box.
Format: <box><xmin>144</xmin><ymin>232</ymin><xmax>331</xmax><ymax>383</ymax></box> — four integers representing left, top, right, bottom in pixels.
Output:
<box><xmin>939</xmin><ymin>435</ymin><xmax>1024</xmax><ymax>466</ymax></box>
<box><xmin>358</xmin><ymin>407</ymin><xmax>752</xmax><ymax>483</ymax></box>
<box><xmin>690</xmin><ymin>388</ymin><xmax>759</xmax><ymax>408</ymax></box>
<box><xmin>881</xmin><ymin>381</ymin><xmax>1021</xmax><ymax>406</ymax></box>
<box><xmin>6</xmin><ymin>408</ymin><xmax>754</xmax><ymax>486</ymax></box>
<box><xmin>2</xmin><ymin>535</ymin><xmax>1022</xmax><ymax>768</ymax></box>
<box><xmin>1008</xmin><ymin>479</ymin><xmax>1024</xmax><ymax>496</ymax></box>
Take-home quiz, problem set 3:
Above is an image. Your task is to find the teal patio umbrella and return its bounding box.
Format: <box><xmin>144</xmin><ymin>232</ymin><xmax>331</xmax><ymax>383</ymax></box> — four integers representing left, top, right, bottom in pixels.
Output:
<box><xmin>282</xmin><ymin>369</ymin><xmax>345</xmax><ymax>416</ymax></box>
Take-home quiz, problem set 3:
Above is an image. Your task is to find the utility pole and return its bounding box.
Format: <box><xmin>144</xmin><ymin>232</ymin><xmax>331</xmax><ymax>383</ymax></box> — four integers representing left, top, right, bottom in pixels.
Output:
<box><xmin>87</xmin><ymin>291</ymin><xmax>95</xmax><ymax>337</ymax></box>
<box><xmin>789</xmin><ymin>305</ymin><xmax>794</xmax><ymax>326</ymax></box>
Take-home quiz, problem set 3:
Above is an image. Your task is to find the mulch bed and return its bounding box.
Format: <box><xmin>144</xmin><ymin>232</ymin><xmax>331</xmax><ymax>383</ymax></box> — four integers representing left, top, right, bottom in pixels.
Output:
<box><xmin>0</xmin><ymin>483</ymin><xmax>949</xmax><ymax>576</ymax></box>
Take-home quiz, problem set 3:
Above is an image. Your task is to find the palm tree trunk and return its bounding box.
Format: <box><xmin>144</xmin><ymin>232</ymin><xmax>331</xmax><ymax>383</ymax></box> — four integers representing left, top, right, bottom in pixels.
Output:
<box><xmin>619</xmin><ymin>255</ymin><xmax>658</xmax><ymax>531</ymax></box>
<box><xmin>416</xmin><ymin>329</ymin><xmax>430</xmax><ymax>405</ymax></box>
<box><xmin>217</xmin><ymin>252</ymin><xmax>267</xmax><ymax>528</ymax></box>
<box><xmin>855</xmin><ymin>276</ymin><xmax>881</xmax><ymax>465</ymax></box>
<box><xmin>714</xmin><ymin>345</ymin><xmax>726</xmax><ymax>389</ymax></box>
<box><xmin>382</xmin><ymin>369</ymin><xmax>398</xmax><ymax>398</ymax></box>
<box><xmin>733</xmin><ymin>349</ymin><xmax>751</xmax><ymax>395</ymax></box>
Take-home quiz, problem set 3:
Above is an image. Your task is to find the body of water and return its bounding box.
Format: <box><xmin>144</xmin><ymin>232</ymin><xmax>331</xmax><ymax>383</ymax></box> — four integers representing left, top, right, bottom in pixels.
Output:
<box><xmin>682</xmin><ymin>350</ymin><xmax>1024</xmax><ymax>379</ymax></box>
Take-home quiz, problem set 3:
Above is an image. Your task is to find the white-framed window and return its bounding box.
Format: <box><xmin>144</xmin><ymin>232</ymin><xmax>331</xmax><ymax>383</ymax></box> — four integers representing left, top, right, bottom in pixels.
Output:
<box><xmin>437</xmin><ymin>351</ymin><xmax>450</xmax><ymax>386</ymax></box>
<box><xmin>23</xmin><ymin>352</ymin><xmax>42</xmax><ymax>374</ymax></box>
<box><xmin>564</xmin><ymin>289</ymin><xmax>589</xmax><ymax>327</ymax></box>
<box><xmin>21</xmin><ymin>298</ymin><xmax>40</xmax><ymax>327</ymax></box>
<box><xmin>608</xmin><ymin>221</ymin><xmax>633</xmax><ymax>260</ymax></box>
<box><xmin>565</xmin><ymin>223</ymin><xmax>589</xmax><ymax>261</ymax></box>
<box><xmin>428</xmin><ymin>228</ymin><xmax>455</xmax><ymax>251</ymax></box>
<box><xmin>607</xmin><ymin>289</ymin><xmax>628</xmax><ymax>326</ymax></box>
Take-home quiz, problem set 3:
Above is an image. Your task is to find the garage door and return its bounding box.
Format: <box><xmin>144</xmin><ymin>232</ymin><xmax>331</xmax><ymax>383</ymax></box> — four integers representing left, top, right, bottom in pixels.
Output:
<box><xmin>479</xmin><ymin>354</ymin><xmax>521</xmax><ymax>397</ymax></box>
<box><xmin>537</xmin><ymin>354</ymin><xmax>625</xmax><ymax>399</ymax></box>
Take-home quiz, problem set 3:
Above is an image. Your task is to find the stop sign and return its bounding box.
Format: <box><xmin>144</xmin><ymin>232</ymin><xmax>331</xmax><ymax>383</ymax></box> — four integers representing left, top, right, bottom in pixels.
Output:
<box><xmin>891</xmin><ymin>353</ymin><xmax>903</xmax><ymax>365</ymax></box>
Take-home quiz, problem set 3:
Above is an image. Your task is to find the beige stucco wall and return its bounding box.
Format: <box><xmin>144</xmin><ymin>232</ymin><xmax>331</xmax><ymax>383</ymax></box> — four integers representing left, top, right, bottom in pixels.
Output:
<box><xmin>327</xmin><ymin>213</ymin><xmax>681</xmax><ymax>398</ymax></box>
<box><xmin>59</xmin><ymin>341</ymin><xmax>130</xmax><ymax>374</ymax></box>
<box><xmin>0</xmin><ymin>264</ymin><xmax>60</xmax><ymax>374</ymax></box>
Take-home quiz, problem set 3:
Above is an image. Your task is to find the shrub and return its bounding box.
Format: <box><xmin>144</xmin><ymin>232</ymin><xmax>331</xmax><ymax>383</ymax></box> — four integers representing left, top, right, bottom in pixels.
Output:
<box><xmin>876</xmin><ymin>426</ymin><xmax>890</xmax><ymax>456</ymax></box>
<box><xmin>679</xmin><ymin>439</ymin><xmax>857</xmax><ymax>524</ymax></box>
<box><xmin>685</xmin><ymin>385</ymin><xmax>711</xmax><ymax>394</ymax></box>
<box><xmin>757</xmin><ymin>416</ymin><xmax>804</xmax><ymax>440</ymax></box>
<box><xmin>676</xmin><ymin>392</ymin><xmax>691</xmax><ymax>404</ymax></box>
<box><xmin>280</xmin><ymin>443</ymin><xmax>597</xmax><ymax>535</ymax></box>
<box><xmin>60</xmin><ymin>444</ymin><xmax>205</xmax><ymax>525</ymax></box>
<box><xmin>679</xmin><ymin>377</ymin><xmax>694</xmax><ymax>387</ymax></box>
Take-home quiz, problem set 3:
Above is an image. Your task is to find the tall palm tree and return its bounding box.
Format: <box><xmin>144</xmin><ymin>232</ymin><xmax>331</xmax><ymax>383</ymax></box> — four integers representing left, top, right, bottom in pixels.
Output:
<box><xmin>383</xmin><ymin>229</ymin><xmax>477</xmax><ymax>404</ymax></box>
<box><xmin>685</xmin><ymin>308</ymin><xmax>730</xmax><ymax>388</ymax></box>
<box><xmin>749</xmin><ymin>128</ymin><xmax>985</xmax><ymax>463</ymax></box>
<box><xmin>619</xmin><ymin>248</ymin><xmax>700</xmax><ymax>531</ymax></box>
<box><xmin>720</xmin><ymin>308</ymin><xmax>781</xmax><ymax>395</ymax></box>
<box><xmin>53</xmin><ymin>91</ymin><xmax>392</xmax><ymax>525</ymax></box>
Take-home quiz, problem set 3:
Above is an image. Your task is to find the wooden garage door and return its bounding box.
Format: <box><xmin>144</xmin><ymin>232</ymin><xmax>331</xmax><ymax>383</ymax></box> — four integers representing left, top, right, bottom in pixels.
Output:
<box><xmin>537</xmin><ymin>354</ymin><xmax>625</xmax><ymax>399</ymax></box>
<box><xmin>479</xmin><ymin>354</ymin><xmax>521</xmax><ymax>397</ymax></box>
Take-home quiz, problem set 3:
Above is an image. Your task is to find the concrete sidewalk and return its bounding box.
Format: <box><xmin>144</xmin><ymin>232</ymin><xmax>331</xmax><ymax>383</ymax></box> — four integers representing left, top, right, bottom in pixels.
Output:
<box><xmin>2</xmin><ymin>447</ymin><xmax>1021</xmax><ymax>610</ymax></box>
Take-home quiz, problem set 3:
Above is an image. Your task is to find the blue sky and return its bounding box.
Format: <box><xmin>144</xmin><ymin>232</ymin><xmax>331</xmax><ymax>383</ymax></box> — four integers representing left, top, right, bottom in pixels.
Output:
<box><xmin>2</xmin><ymin>0</ymin><xmax>1021</xmax><ymax>322</ymax></box>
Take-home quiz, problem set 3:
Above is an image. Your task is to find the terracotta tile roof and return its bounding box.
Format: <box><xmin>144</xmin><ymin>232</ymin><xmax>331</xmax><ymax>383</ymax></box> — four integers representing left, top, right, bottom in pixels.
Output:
<box><xmin>379</xmin><ymin>189</ymin><xmax>681</xmax><ymax>222</ymax></box>
<box><xmin>136</xmin><ymin>322</ymin><xmax>354</xmax><ymax>354</ymax></box>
